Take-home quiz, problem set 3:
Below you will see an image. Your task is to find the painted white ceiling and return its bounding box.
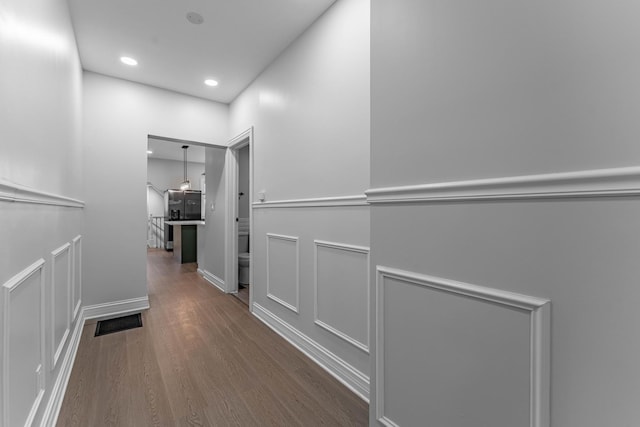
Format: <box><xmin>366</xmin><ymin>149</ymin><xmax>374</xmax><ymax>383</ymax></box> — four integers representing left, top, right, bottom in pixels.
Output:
<box><xmin>148</xmin><ymin>137</ymin><xmax>206</xmax><ymax>163</ymax></box>
<box><xmin>67</xmin><ymin>0</ymin><xmax>337</xmax><ymax>103</ymax></box>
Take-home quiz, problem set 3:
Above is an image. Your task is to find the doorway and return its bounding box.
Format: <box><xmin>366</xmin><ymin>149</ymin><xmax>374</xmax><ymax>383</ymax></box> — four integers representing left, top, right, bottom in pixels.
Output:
<box><xmin>146</xmin><ymin>135</ymin><xmax>226</xmax><ymax>271</ymax></box>
<box><xmin>225</xmin><ymin>128</ymin><xmax>254</xmax><ymax>310</ymax></box>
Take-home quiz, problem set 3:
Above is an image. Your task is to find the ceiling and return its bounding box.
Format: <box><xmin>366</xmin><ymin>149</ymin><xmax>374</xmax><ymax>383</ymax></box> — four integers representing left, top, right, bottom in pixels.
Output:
<box><xmin>147</xmin><ymin>137</ymin><xmax>207</xmax><ymax>163</ymax></box>
<box><xmin>67</xmin><ymin>0</ymin><xmax>337</xmax><ymax>104</ymax></box>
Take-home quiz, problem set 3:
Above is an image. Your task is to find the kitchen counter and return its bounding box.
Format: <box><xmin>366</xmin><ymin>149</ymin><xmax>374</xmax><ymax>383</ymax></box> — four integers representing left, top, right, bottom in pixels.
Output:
<box><xmin>165</xmin><ymin>220</ymin><xmax>205</xmax><ymax>226</ymax></box>
<box><xmin>165</xmin><ymin>221</ymin><xmax>204</xmax><ymax>263</ymax></box>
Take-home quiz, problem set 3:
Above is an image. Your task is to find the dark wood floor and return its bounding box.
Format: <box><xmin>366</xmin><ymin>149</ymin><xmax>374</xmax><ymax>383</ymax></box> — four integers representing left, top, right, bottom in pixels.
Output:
<box><xmin>56</xmin><ymin>249</ymin><xmax>368</xmax><ymax>426</ymax></box>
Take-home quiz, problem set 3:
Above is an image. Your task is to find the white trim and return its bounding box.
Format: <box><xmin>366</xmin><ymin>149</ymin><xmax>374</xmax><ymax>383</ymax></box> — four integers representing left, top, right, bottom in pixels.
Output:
<box><xmin>42</xmin><ymin>296</ymin><xmax>149</xmax><ymax>427</ymax></box>
<box><xmin>147</xmin><ymin>133</ymin><xmax>227</xmax><ymax>150</ymax></box>
<box><xmin>224</xmin><ymin>147</ymin><xmax>238</xmax><ymax>294</ymax></box>
<box><xmin>313</xmin><ymin>240</ymin><xmax>370</xmax><ymax>353</ymax></box>
<box><xmin>2</xmin><ymin>259</ymin><xmax>46</xmax><ymax>427</ymax></box>
<box><xmin>82</xmin><ymin>296</ymin><xmax>150</xmax><ymax>321</ymax></box>
<box><xmin>51</xmin><ymin>243</ymin><xmax>71</xmax><ymax>371</ymax></box>
<box><xmin>39</xmin><ymin>301</ymin><xmax>83</xmax><ymax>427</ymax></box>
<box><xmin>314</xmin><ymin>320</ymin><xmax>369</xmax><ymax>354</ymax></box>
<box><xmin>198</xmin><ymin>269</ymin><xmax>226</xmax><ymax>293</ymax></box>
<box><xmin>375</xmin><ymin>266</ymin><xmax>550</xmax><ymax>427</ymax></box>
<box><xmin>253</xmin><ymin>194</ymin><xmax>367</xmax><ymax>208</ymax></box>
<box><xmin>25</xmin><ymin>370</ymin><xmax>45</xmax><ymax>427</ymax></box>
<box><xmin>266</xmin><ymin>233</ymin><xmax>300</xmax><ymax>313</ymax></box>
<box><xmin>227</xmin><ymin>128</ymin><xmax>252</xmax><ymax>149</ymax></box>
<box><xmin>225</xmin><ymin>126</ymin><xmax>254</xmax><ymax>307</ymax></box>
<box><xmin>0</xmin><ymin>179</ymin><xmax>84</xmax><ymax>208</ymax></box>
<box><xmin>40</xmin><ymin>306</ymin><xmax>83</xmax><ymax>427</ymax></box>
<box><xmin>252</xmin><ymin>303</ymin><xmax>369</xmax><ymax>402</ymax></box>
<box><xmin>71</xmin><ymin>236</ymin><xmax>82</xmax><ymax>322</ymax></box>
<box><xmin>366</xmin><ymin>166</ymin><xmax>640</xmax><ymax>204</ymax></box>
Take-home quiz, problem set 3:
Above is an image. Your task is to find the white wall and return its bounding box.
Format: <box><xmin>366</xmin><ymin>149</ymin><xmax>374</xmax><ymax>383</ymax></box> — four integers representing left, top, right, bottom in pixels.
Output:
<box><xmin>230</xmin><ymin>0</ymin><xmax>369</xmax><ymax>200</ymax></box>
<box><xmin>82</xmin><ymin>72</ymin><xmax>228</xmax><ymax>307</ymax></box>
<box><xmin>370</xmin><ymin>1</ymin><xmax>640</xmax><ymax>426</ymax></box>
<box><xmin>0</xmin><ymin>0</ymin><xmax>84</xmax><ymax>425</ymax></box>
<box><xmin>230</xmin><ymin>0</ymin><xmax>370</xmax><ymax>399</ymax></box>
<box><xmin>198</xmin><ymin>147</ymin><xmax>227</xmax><ymax>287</ymax></box>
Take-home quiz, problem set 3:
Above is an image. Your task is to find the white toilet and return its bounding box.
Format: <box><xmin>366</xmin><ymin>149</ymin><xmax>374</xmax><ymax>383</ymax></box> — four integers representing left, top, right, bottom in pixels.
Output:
<box><xmin>238</xmin><ymin>229</ymin><xmax>250</xmax><ymax>285</ymax></box>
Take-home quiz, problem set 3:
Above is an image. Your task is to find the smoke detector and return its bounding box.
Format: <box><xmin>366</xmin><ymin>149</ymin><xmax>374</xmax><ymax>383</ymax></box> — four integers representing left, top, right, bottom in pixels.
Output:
<box><xmin>186</xmin><ymin>12</ymin><xmax>204</xmax><ymax>25</ymax></box>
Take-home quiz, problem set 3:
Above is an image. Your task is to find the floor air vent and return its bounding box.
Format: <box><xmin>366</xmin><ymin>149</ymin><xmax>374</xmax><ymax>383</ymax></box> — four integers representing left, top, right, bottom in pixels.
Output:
<box><xmin>95</xmin><ymin>313</ymin><xmax>143</xmax><ymax>337</ymax></box>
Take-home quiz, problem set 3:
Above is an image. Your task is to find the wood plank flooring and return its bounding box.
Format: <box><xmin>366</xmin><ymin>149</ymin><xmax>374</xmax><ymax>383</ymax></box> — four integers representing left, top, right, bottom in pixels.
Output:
<box><xmin>235</xmin><ymin>284</ymin><xmax>249</xmax><ymax>306</ymax></box>
<box><xmin>56</xmin><ymin>249</ymin><xmax>368</xmax><ymax>426</ymax></box>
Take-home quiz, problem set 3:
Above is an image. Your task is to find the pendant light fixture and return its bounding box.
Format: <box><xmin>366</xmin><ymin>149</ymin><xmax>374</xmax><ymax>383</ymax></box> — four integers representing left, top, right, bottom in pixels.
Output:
<box><xmin>180</xmin><ymin>145</ymin><xmax>191</xmax><ymax>190</ymax></box>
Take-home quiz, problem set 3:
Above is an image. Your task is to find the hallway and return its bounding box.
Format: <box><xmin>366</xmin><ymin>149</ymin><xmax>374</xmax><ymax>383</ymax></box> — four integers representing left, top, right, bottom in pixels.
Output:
<box><xmin>56</xmin><ymin>250</ymin><xmax>368</xmax><ymax>426</ymax></box>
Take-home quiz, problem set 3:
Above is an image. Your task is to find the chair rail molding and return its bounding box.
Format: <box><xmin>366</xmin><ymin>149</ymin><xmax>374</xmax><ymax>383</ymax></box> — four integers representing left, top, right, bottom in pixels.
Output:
<box><xmin>375</xmin><ymin>266</ymin><xmax>551</xmax><ymax>427</ymax></box>
<box><xmin>366</xmin><ymin>166</ymin><xmax>640</xmax><ymax>204</ymax></box>
<box><xmin>253</xmin><ymin>194</ymin><xmax>367</xmax><ymax>209</ymax></box>
<box><xmin>0</xmin><ymin>179</ymin><xmax>84</xmax><ymax>208</ymax></box>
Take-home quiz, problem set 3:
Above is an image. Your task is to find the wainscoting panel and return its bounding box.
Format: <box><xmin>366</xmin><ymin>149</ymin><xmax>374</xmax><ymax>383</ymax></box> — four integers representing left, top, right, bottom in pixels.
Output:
<box><xmin>2</xmin><ymin>259</ymin><xmax>46</xmax><ymax>427</ymax></box>
<box><xmin>314</xmin><ymin>240</ymin><xmax>369</xmax><ymax>353</ymax></box>
<box><xmin>375</xmin><ymin>266</ymin><xmax>550</xmax><ymax>427</ymax></box>
<box><xmin>71</xmin><ymin>236</ymin><xmax>82</xmax><ymax>322</ymax></box>
<box><xmin>266</xmin><ymin>233</ymin><xmax>300</xmax><ymax>313</ymax></box>
<box><xmin>253</xmin><ymin>303</ymin><xmax>370</xmax><ymax>401</ymax></box>
<box><xmin>51</xmin><ymin>243</ymin><xmax>71</xmax><ymax>371</ymax></box>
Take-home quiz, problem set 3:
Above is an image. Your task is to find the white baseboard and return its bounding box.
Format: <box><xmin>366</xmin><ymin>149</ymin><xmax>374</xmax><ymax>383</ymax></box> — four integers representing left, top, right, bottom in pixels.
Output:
<box><xmin>39</xmin><ymin>306</ymin><xmax>84</xmax><ymax>426</ymax></box>
<box><xmin>252</xmin><ymin>303</ymin><xmax>369</xmax><ymax>402</ymax></box>
<box><xmin>198</xmin><ymin>269</ymin><xmax>226</xmax><ymax>293</ymax></box>
<box><xmin>39</xmin><ymin>296</ymin><xmax>150</xmax><ymax>426</ymax></box>
<box><xmin>82</xmin><ymin>296</ymin><xmax>150</xmax><ymax>321</ymax></box>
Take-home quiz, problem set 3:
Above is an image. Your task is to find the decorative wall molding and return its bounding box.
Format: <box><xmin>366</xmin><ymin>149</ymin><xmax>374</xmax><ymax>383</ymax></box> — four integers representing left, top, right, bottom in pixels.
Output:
<box><xmin>2</xmin><ymin>259</ymin><xmax>46</xmax><ymax>427</ymax></box>
<box><xmin>253</xmin><ymin>303</ymin><xmax>369</xmax><ymax>402</ymax></box>
<box><xmin>266</xmin><ymin>233</ymin><xmax>300</xmax><ymax>313</ymax></box>
<box><xmin>198</xmin><ymin>269</ymin><xmax>226</xmax><ymax>293</ymax></box>
<box><xmin>366</xmin><ymin>166</ymin><xmax>640</xmax><ymax>204</ymax></box>
<box><xmin>40</xmin><ymin>305</ymin><xmax>84</xmax><ymax>427</ymax></box>
<box><xmin>227</xmin><ymin>126</ymin><xmax>253</xmax><ymax>149</ymax></box>
<box><xmin>0</xmin><ymin>179</ymin><xmax>84</xmax><ymax>208</ymax></box>
<box><xmin>71</xmin><ymin>236</ymin><xmax>82</xmax><ymax>322</ymax></box>
<box><xmin>82</xmin><ymin>296</ymin><xmax>150</xmax><ymax>321</ymax></box>
<box><xmin>375</xmin><ymin>266</ymin><xmax>550</xmax><ymax>427</ymax></box>
<box><xmin>51</xmin><ymin>243</ymin><xmax>71</xmax><ymax>371</ymax></box>
<box><xmin>225</xmin><ymin>126</ymin><xmax>254</xmax><ymax>298</ymax></box>
<box><xmin>253</xmin><ymin>194</ymin><xmax>367</xmax><ymax>209</ymax></box>
<box><xmin>313</xmin><ymin>240</ymin><xmax>370</xmax><ymax>353</ymax></box>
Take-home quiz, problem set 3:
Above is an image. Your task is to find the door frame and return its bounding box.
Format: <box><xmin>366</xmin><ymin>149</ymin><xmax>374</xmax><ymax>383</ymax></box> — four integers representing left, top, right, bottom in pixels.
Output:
<box><xmin>224</xmin><ymin>127</ymin><xmax>254</xmax><ymax>311</ymax></box>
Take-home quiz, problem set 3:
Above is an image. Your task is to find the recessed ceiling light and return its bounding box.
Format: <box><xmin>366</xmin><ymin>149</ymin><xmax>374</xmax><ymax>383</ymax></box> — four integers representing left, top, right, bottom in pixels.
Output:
<box><xmin>147</xmin><ymin>150</ymin><xmax>153</xmax><ymax>154</ymax></box>
<box><xmin>204</xmin><ymin>79</ymin><xmax>218</xmax><ymax>87</ymax></box>
<box><xmin>186</xmin><ymin>12</ymin><xmax>204</xmax><ymax>25</ymax></box>
<box><xmin>120</xmin><ymin>56</ymin><xmax>138</xmax><ymax>66</ymax></box>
